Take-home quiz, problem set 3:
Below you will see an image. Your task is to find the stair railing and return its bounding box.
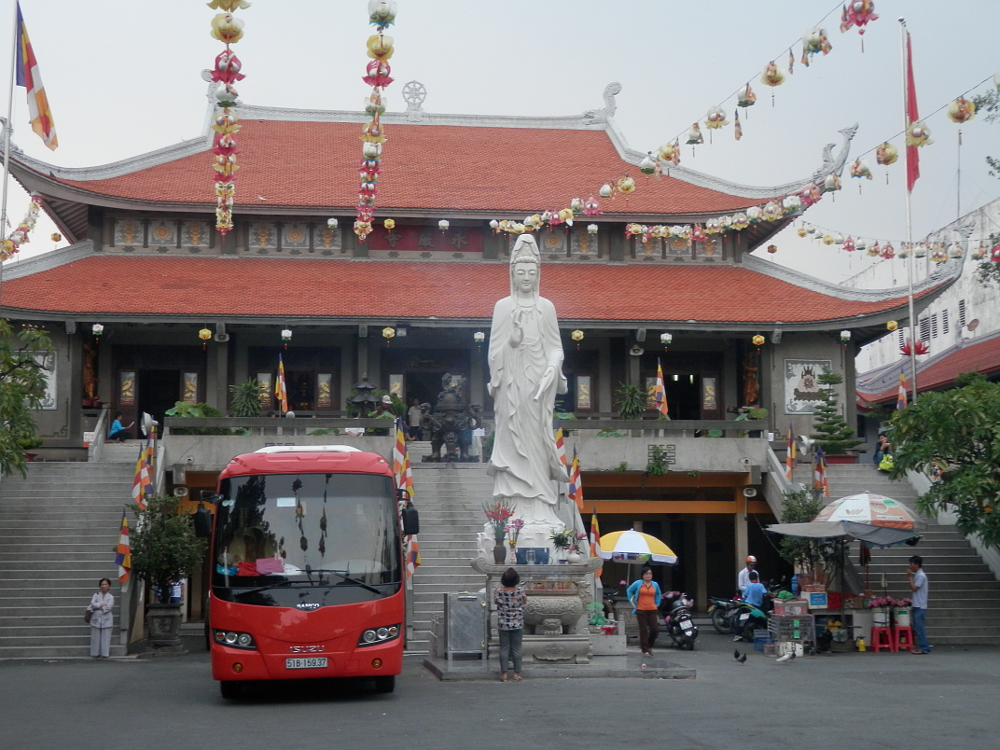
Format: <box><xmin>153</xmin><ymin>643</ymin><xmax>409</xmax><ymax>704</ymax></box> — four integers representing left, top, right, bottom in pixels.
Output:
<box><xmin>89</xmin><ymin>407</ymin><xmax>110</xmax><ymax>463</ymax></box>
<box><xmin>764</xmin><ymin>445</ymin><xmax>803</xmax><ymax>518</ymax></box>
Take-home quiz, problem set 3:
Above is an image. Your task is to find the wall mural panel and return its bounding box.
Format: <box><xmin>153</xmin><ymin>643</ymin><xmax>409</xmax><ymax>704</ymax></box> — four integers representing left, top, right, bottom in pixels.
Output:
<box><xmin>784</xmin><ymin>358</ymin><xmax>831</xmax><ymax>415</ymax></box>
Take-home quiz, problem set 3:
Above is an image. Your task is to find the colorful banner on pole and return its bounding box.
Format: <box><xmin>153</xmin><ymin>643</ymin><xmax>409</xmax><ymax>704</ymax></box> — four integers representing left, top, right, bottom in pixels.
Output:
<box><xmin>15</xmin><ymin>3</ymin><xmax>57</xmax><ymax>150</ymax></box>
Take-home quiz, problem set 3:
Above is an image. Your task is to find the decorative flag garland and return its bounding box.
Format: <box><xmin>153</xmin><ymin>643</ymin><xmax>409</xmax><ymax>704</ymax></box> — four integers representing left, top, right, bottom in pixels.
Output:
<box><xmin>0</xmin><ymin>196</ymin><xmax>41</xmax><ymax>260</ymax></box>
<box><xmin>207</xmin><ymin>0</ymin><xmax>250</xmax><ymax>240</ymax></box>
<box><xmin>355</xmin><ymin>1</ymin><xmax>398</xmax><ymax>243</ymax></box>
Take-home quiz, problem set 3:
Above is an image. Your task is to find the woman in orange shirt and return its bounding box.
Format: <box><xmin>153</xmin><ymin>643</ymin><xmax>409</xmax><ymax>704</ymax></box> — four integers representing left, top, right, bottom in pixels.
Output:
<box><xmin>626</xmin><ymin>567</ymin><xmax>662</xmax><ymax>657</ymax></box>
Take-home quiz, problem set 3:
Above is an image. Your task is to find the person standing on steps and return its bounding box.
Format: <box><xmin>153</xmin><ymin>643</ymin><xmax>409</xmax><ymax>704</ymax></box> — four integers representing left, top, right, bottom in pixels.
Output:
<box><xmin>908</xmin><ymin>555</ymin><xmax>931</xmax><ymax>654</ymax></box>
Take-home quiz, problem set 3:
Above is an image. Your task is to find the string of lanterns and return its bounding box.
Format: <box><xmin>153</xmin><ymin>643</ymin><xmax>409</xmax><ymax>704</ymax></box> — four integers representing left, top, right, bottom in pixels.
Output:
<box><xmin>354</xmin><ymin>1</ymin><xmax>398</xmax><ymax>243</ymax></box>
<box><xmin>0</xmin><ymin>196</ymin><xmax>42</xmax><ymax>261</ymax></box>
<box><xmin>642</xmin><ymin>0</ymin><xmax>879</xmax><ymax>172</ymax></box>
<box><xmin>207</xmin><ymin>0</ymin><xmax>249</xmax><ymax>240</ymax></box>
<box><xmin>786</xmin><ymin>220</ymin><xmax>1000</xmax><ymax>263</ymax></box>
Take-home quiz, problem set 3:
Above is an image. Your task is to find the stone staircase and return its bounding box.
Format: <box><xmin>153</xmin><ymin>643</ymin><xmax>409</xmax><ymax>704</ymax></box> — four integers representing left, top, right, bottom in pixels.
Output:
<box><xmin>809</xmin><ymin>463</ymin><xmax>1000</xmax><ymax>646</ymax></box>
<box><xmin>98</xmin><ymin>440</ymin><xmax>146</xmax><ymax>464</ymax></box>
<box><xmin>405</xmin><ymin>442</ymin><xmax>493</xmax><ymax>654</ymax></box>
<box><xmin>0</xmin><ymin>462</ymin><xmax>136</xmax><ymax>658</ymax></box>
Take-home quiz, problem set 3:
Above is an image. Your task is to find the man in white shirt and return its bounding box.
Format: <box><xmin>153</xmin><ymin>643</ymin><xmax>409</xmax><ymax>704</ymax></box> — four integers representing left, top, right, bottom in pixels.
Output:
<box><xmin>737</xmin><ymin>555</ymin><xmax>757</xmax><ymax>595</ymax></box>
<box><xmin>908</xmin><ymin>555</ymin><xmax>930</xmax><ymax>654</ymax></box>
<box><xmin>407</xmin><ymin>399</ymin><xmax>424</xmax><ymax>441</ymax></box>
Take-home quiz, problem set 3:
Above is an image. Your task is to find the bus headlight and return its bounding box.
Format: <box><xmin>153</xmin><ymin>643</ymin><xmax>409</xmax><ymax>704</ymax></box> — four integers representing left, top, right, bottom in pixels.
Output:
<box><xmin>213</xmin><ymin>629</ymin><xmax>258</xmax><ymax>651</ymax></box>
<box><xmin>358</xmin><ymin>624</ymin><xmax>400</xmax><ymax>647</ymax></box>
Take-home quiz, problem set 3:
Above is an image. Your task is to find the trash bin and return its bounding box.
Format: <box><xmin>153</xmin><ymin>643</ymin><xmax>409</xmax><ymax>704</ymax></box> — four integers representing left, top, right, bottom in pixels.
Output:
<box><xmin>444</xmin><ymin>592</ymin><xmax>486</xmax><ymax>665</ymax></box>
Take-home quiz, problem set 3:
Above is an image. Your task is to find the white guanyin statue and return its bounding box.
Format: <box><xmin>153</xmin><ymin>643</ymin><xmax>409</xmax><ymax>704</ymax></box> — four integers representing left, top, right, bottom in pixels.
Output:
<box><xmin>486</xmin><ymin>234</ymin><xmax>570</xmax><ymax>547</ymax></box>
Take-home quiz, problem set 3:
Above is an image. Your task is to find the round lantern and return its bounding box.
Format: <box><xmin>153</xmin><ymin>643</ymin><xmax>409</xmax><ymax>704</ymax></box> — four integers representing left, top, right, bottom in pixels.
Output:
<box><xmin>796</xmin><ymin>226</ymin><xmax>808</xmax><ymax>238</ymax></box>
<box><xmin>639</xmin><ymin>154</ymin><xmax>657</xmax><ymax>175</ymax></box>
<box><xmin>840</xmin><ymin>330</ymin><xmax>851</xmax><ymax>343</ymax></box>
<box><xmin>92</xmin><ymin>323</ymin><xmax>104</xmax><ymax>339</ymax></box>
<box><xmin>752</xmin><ymin>335</ymin><xmax>765</xmax><ymax>347</ymax></box>
<box><xmin>473</xmin><ymin>331</ymin><xmax>485</xmax><ymax>350</ymax></box>
<box><xmin>382</xmin><ymin>326</ymin><xmax>395</xmax><ymax>346</ymax></box>
<box><xmin>327</xmin><ymin>218</ymin><xmax>339</xmax><ymax>228</ymax></box>
<box><xmin>599</xmin><ymin>183</ymin><xmax>613</xmax><ymax>199</ymax></box>
<box><xmin>660</xmin><ymin>332</ymin><xmax>672</xmax><ymax>351</ymax></box>
<box><xmin>767</xmin><ymin>244</ymin><xmax>777</xmax><ymax>254</ymax></box>
<box><xmin>617</xmin><ymin>176</ymin><xmax>635</xmax><ymax>194</ymax></box>
<box><xmin>51</xmin><ymin>233</ymin><xmax>61</xmax><ymax>242</ymax></box>
<box><xmin>571</xmin><ymin>330</ymin><xmax>584</xmax><ymax>350</ymax></box>
<box><xmin>587</xmin><ymin>224</ymin><xmax>599</xmax><ymax>235</ymax></box>
<box><xmin>280</xmin><ymin>327</ymin><xmax>292</xmax><ymax>349</ymax></box>
<box><xmin>947</xmin><ymin>97</ymin><xmax>976</xmax><ymax>124</ymax></box>
<box><xmin>199</xmin><ymin>328</ymin><xmax>212</xmax><ymax>350</ymax></box>
<box><xmin>887</xmin><ymin>321</ymin><xmax>898</xmax><ymax>331</ymax></box>
<box><xmin>438</xmin><ymin>220</ymin><xmax>450</xmax><ymax>231</ymax></box>
<box><xmin>489</xmin><ymin>219</ymin><xmax>499</xmax><ymax>232</ymax></box>
<box><xmin>383</xmin><ymin>218</ymin><xmax>395</xmax><ymax>230</ymax></box>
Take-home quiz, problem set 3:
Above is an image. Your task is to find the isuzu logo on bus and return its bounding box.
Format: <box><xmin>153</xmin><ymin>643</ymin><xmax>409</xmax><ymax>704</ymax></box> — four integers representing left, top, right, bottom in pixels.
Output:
<box><xmin>290</xmin><ymin>645</ymin><xmax>325</xmax><ymax>653</ymax></box>
<box><xmin>296</xmin><ymin>602</ymin><xmax>321</xmax><ymax>611</ymax></box>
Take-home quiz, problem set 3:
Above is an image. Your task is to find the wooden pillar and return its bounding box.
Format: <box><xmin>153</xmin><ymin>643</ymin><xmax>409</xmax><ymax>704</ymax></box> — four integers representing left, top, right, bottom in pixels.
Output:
<box><xmin>598</xmin><ymin>336</ymin><xmax>612</xmax><ymax>413</ymax></box>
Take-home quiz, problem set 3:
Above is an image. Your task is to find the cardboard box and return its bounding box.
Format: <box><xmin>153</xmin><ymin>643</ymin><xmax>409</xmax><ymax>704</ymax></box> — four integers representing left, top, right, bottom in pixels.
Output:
<box><xmin>773</xmin><ymin>599</ymin><xmax>808</xmax><ymax>616</ymax></box>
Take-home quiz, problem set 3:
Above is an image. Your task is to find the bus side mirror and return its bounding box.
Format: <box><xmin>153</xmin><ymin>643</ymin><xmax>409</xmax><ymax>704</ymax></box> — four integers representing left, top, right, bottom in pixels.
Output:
<box><xmin>401</xmin><ymin>504</ymin><xmax>420</xmax><ymax>536</ymax></box>
<box><xmin>193</xmin><ymin>504</ymin><xmax>213</xmax><ymax>538</ymax></box>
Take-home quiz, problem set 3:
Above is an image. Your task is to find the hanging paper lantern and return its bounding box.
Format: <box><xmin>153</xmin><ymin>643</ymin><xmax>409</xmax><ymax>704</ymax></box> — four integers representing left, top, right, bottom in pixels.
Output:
<box><xmin>50</xmin><ymin>232</ymin><xmax>61</xmax><ymax>242</ymax></box>
<box><xmin>685</xmin><ymin>123</ymin><xmax>704</xmax><ymax>145</ymax></box>
<box><xmin>840</xmin><ymin>330</ymin><xmax>851</xmax><ymax>343</ymax></box>
<box><xmin>930</xmin><ymin>247</ymin><xmax>948</xmax><ymax>264</ymax></box>
<box><xmin>0</xmin><ymin>197</ymin><xmax>41</xmax><ymax>261</ymax></box>
<box><xmin>992</xmin><ymin>244</ymin><xmax>1000</xmax><ymax>263</ymax></box>
<box><xmin>834</xmin><ymin>233</ymin><xmax>845</xmax><ymax>245</ymax></box>
<box><xmin>639</xmin><ymin>153</ymin><xmax>657</xmax><ymax>175</ymax></box>
<box><xmin>569</xmin><ymin>198</ymin><xmax>584</xmax><ymax>213</ymax></box>
<box><xmin>587</xmin><ymin>224</ymin><xmax>599</xmax><ymax>235</ymax></box>
<box><xmin>971</xmin><ymin>243</ymin><xmax>986</xmax><ymax>260</ymax></box>
<box><xmin>369</xmin><ymin>1</ymin><xmax>398</xmax><ymax>26</ymax></box>
<box><xmin>657</xmin><ymin>141</ymin><xmax>681</xmax><ymax>167</ymax></box>
<box><xmin>571</xmin><ymin>330</ymin><xmax>584</xmax><ymax>350</ymax></box>
<box><xmin>760</xmin><ymin>61</ymin><xmax>785</xmax><ymax>87</ymax></box>
<box><xmin>947</xmin><ymin>97</ymin><xmax>976</xmax><ymax>123</ymax></box>
<box><xmin>843</xmin><ymin>237</ymin><xmax>856</xmax><ymax>252</ymax></box>
<box><xmin>383</xmin><ymin>218</ymin><xmax>395</xmax><ymax>230</ymax></box>
<box><xmin>599</xmin><ymin>183</ymin><xmax>613</xmax><ymax>199</ymax></box>
<box><xmin>840</xmin><ymin>0</ymin><xmax>879</xmax><ymax>38</ymax></box>
<box><xmin>850</xmin><ymin>158</ymin><xmax>872</xmax><ymax>180</ymax></box>
<box><xmin>821</xmin><ymin>234</ymin><xmax>835</xmax><ymax>246</ymax></box>
<box><xmin>886</xmin><ymin>320</ymin><xmax>898</xmax><ymax>331</ymax></box>
<box><xmin>762</xmin><ymin>201</ymin><xmax>784</xmax><ymax>221</ymax></box>
<box><xmin>906</xmin><ymin>121</ymin><xmax>933</xmax><ymax>147</ymax></box>
<box><xmin>752</xmin><ymin>335</ymin><xmax>765</xmax><ymax>347</ymax></box>
<box><xmin>796</xmin><ymin>225</ymin><xmax>809</xmax><ymax>238</ymax></box>
<box><xmin>823</xmin><ymin>173</ymin><xmax>841</xmax><ymax>193</ymax></box>
<box><xmin>800</xmin><ymin>28</ymin><xmax>832</xmax><ymax>66</ymax></box>
<box><xmin>746</xmin><ymin>206</ymin><xmax>762</xmax><ymax>223</ymax></box>
<box><xmin>868</xmin><ymin>241</ymin><xmax>880</xmax><ymax>257</ymax></box>
<box><xmin>767</xmin><ymin>244</ymin><xmax>778</xmax><ymax>254</ymax></box>
<box><xmin>690</xmin><ymin>224</ymin><xmax>708</xmax><ymax>242</ymax></box>
<box><xmin>704</xmin><ymin>106</ymin><xmax>728</xmax><ymax>129</ymax></box>
<box><xmin>207</xmin><ymin>0</ymin><xmax>250</xmax><ymax>9</ymax></box>
<box><xmin>737</xmin><ymin>84</ymin><xmax>756</xmax><ymax>107</ymax></box>
<box><xmin>382</xmin><ymin>326</ymin><xmax>396</xmax><ymax>341</ymax></box>
<box><xmin>583</xmin><ymin>196</ymin><xmax>601</xmax><ymax>216</ymax></box>
<box><xmin>914</xmin><ymin>244</ymin><xmax>927</xmax><ymax>258</ymax></box>
<box><xmin>948</xmin><ymin>242</ymin><xmax>963</xmax><ymax>258</ymax></box>
<box><xmin>855</xmin><ymin>239</ymin><xmax>867</xmax><ymax>253</ymax></box>
<box><xmin>199</xmin><ymin>328</ymin><xmax>212</xmax><ymax>350</ymax></box>
<box><xmin>876</xmin><ymin>142</ymin><xmax>898</xmax><ymax>165</ymax></box>
<box><xmin>731</xmin><ymin>213</ymin><xmax>749</xmax><ymax>230</ymax></box>
<box><xmin>881</xmin><ymin>242</ymin><xmax>895</xmax><ymax>259</ymax></box>
<box><xmin>782</xmin><ymin>195</ymin><xmax>802</xmax><ymax>214</ymax></box>
<box><xmin>617</xmin><ymin>175</ymin><xmax>636</xmax><ymax>194</ymax></box>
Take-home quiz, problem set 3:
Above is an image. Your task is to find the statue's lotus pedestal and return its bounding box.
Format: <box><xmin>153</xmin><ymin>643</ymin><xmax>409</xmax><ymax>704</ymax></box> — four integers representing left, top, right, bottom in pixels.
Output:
<box><xmin>472</xmin><ymin>558</ymin><xmax>602</xmax><ymax>665</ymax></box>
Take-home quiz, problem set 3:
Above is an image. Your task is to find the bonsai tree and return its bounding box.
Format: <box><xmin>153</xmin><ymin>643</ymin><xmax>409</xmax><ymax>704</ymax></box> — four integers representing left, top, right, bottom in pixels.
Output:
<box><xmin>130</xmin><ymin>496</ymin><xmax>207</xmax><ymax>604</ymax></box>
<box><xmin>809</xmin><ymin>368</ymin><xmax>863</xmax><ymax>455</ymax></box>
<box><xmin>615</xmin><ymin>383</ymin><xmax>647</xmax><ymax>421</ymax></box>
<box><xmin>228</xmin><ymin>379</ymin><xmax>264</xmax><ymax>418</ymax></box>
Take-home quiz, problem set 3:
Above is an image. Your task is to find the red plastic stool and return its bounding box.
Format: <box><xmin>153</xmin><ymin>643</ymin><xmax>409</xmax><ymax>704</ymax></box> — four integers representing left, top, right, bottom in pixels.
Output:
<box><xmin>871</xmin><ymin>626</ymin><xmax>896</xmax><ymax>652</ymax></box>
<box><xmin>894</xmin><ymin>626</ymin><xmax>914</xmax><ymax>652</ymax></box>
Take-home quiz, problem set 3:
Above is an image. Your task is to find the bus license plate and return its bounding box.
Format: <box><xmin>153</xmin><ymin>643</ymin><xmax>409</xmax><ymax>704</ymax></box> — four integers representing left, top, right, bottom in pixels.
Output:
<box><xmin>286</xmin><ymin>657</ymin><xmax>328</xmax><ymax>670</ymax></box>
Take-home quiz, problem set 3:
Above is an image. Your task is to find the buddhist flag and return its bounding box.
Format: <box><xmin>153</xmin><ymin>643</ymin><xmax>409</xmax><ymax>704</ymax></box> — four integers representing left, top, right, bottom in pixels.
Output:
<box><xmin>275</xmin><ymin>354</ymin><xmax>288</xmax><ymax>414</ymax></box>
<box><xmin>589</xmin><ymin>509</ymin><xmax>603</xmax><ymax>578</ymax></box>
<box><xmin>786</xmin><ymin>424</ymin><xmax>796</xmax><ymax>480</ymax></box>
<box><xmin>568</xmin><ymin>445</ymin><xmax>583</xmax><ymax>511</ymax></box>
<box><xmin>896</xmin><ymin>373</ymin><xmax>908</xmax><ymax>410</ymax></box>
<box><xmin>554</xmin><ymin>424</ymin><xmax>568</xmax><ymax>472</ymax></box>
<box><xmin>142</xmin><ymin>424</ymin><xmax>156</xmax><ymax>503</ymax></box>
<box><xmin>131</xmin><ymin>445</ymin><xmax>150</xmax><ymax>509</ymax></box>
<box><xmin>394</xmin><ymin>419</ymin><xmax>419</xmax><ymax>576</ymax></box>
<box><xmin>904</xmin><ymin>31</ymin><xmax>919</xmax><ymax>192</ymax></box>
<box><xmin>814</xmin><ymin>446</ymin><xmax>830</xmax><ymax>497</ymax></box>
<box><xmin>114</xmin><ymin>508</ymin><xmax>131</xmax><ymax>583</ymax></box>
<box><xmin>15</xmin><ymin>3</ymin><xmax>57</xmax><ymax>150</ymax></box>
<box><xmin>654</xmin><ymin>359</ymin><xmax>669</xmax><ymax>418</ymax></box>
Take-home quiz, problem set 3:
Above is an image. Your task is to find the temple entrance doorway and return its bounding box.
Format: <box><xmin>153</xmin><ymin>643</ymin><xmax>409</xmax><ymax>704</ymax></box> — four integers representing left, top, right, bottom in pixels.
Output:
<box><xmin>138</xmin><ymin>369</ymin><xmax>182</xmax><ymax>428</ymax></box>
<box><xmin>405</xmin><ymin>371</ymin><xmax>448</xmax><ymax>407</ymax></box>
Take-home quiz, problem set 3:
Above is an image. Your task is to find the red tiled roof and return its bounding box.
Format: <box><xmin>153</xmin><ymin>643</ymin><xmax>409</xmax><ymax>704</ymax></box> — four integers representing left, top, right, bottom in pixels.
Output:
<box><xmin>1</xmin><ymin>255</ymin><xmax>927</xmax><ymax>324</ymax></box>
<box><xmin>858</xmin><ymin>333</ymin><xmax>1000</xmax><ymax>403</ymax></box>
<box><xmin>42</xmin><ymin>121</ymin><xmax>759</xmax><ymax>215</ymax></box>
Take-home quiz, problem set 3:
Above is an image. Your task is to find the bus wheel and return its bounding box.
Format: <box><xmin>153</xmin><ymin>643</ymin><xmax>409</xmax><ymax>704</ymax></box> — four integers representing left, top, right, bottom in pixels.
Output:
<box><xmin>220</xmin><ymin>681</ymin><xmax>242</xmax><ymax>700</ymax></box>
<box><xmin>374</xmin><ymin>675</ymin><xmax>395</xmax><ymax>694</ymax></box>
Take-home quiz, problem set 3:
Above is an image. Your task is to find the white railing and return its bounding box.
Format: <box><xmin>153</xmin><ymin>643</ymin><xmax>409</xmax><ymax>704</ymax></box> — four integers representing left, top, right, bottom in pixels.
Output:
<box><xmin>764</xmin><ymin>446</ymin><xmax>803</xmax><ymax>518</ymax></box>
<box><xmin>89</xmin><ymin>408</ymin><xmax>110</xmax><ymax>463</ymax></box>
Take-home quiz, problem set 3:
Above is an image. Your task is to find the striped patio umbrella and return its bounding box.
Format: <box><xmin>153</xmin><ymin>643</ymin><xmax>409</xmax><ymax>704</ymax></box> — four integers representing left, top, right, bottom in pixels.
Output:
<box><xmin>598</xmin><ymin>529</ymin><xmax>678</xmax><ymax>565</ymax></box>
<box><xmin>813</xmin><ymin>491</ymin><xmax>925</xmax><ymax>530</ymax></box>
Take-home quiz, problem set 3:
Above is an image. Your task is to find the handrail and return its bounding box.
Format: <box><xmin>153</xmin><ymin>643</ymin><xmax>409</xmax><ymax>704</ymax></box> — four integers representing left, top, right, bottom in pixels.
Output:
<box><xmin>764</xmin><ymin>445</ymin><xmax>802</xmax><ymax>518</ymax></box>
<box><xmin>90</xmin><ymin>407</ymin><xmax>110</xmax><ymax>463</ymax></box>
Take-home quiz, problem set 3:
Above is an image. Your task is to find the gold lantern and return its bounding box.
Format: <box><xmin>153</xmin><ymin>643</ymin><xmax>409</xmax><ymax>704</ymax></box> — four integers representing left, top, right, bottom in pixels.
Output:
<box><xmin>199</xmin><ymin>328</ymin><xmax>212</xmax><ymax>350</ymax></box>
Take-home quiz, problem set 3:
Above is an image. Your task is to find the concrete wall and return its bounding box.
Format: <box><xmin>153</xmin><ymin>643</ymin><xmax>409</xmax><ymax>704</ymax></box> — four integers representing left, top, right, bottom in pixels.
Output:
<box><xmin>31</xmin><ymin>326</ymin><xmax>80</xmax><ymax>448</ymax></box>
<box><xmin>565</xmin><ymin>435</ymin><xmax>768</xmax><ymax>474</ymax></box>
<box><xmin>162</xmin><ymin>435</ymin><xmax>395</xmax><ymax>474</ymax></box>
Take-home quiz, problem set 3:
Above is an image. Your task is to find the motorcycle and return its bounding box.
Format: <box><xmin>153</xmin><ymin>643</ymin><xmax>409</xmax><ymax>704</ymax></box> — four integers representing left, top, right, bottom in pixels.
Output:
<box><xmin>707</xmin><ymin>594</ymin><xmax>742</xmax><ymax>635</ymax></box>
<box><xmin>659</xmin><ymin>591</ymin><xmax>698</xmax><ymax>649</ymax></box>
<box><xmin>732</xmin><ymin>600</ymin><xmax>767</xmax><ymax>642</ymax></box>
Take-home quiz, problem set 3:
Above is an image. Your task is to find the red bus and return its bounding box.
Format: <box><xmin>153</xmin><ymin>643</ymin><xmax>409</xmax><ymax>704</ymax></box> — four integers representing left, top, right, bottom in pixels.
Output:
<box><xmin>206</xmin><ymin>446</ymin><xmax>404</xmax><ymax>698</ymax></box>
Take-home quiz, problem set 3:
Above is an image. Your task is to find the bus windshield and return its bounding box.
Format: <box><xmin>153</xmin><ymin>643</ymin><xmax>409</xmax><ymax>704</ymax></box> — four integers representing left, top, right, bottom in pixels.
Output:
<box><xmin>212</xmin><ymin>472</ymin><xmax>400</xmax><ymax>600</ymax></box>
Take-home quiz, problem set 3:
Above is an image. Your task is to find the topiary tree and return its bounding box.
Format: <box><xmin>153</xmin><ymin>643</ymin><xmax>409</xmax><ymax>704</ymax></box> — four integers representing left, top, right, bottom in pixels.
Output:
<box><xmin>130</xmin><ymin>496</ymin><xmax>207</xmax><ymax>604</ymax></box>
<box><xmin>809</xmin><ymin>368</ymin><xmax>863</xmax><ymax>455</ymax></box>
<box><xmin>228</xmin><ymin>380</ymin><xmax>264</xmax><ymax>418</ymax></box>
<box><xmin>615</xmin><ymin>383</ymin><xmax>647</xmax><ymax>420</ymax></box>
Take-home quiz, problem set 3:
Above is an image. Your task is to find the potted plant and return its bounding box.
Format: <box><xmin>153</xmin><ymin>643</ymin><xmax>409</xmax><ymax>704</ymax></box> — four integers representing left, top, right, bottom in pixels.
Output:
<box><xmin>505</xmin><ymin>518</ymin><xmax>524</xmax><ymax>562</ymax></box>
<box><xmin>615</xmin><ymin>383</ymin><xmax>647</xmax><ymax>421</ymax></box>
<box><xmin>228</xmin><ymin>379</ymin><xmax>264</xmax><ymax>418</ymax></box>
<box><xmin>809</xmin><ymin>368</ymin><xmax>863</xmax><ymax>462</ymax></box>
<box><xmin>130</xmin><ymin>495</ymin><xmax>207</xmax><ymax>648</ymax></box>
<box><xmin>550</xmin><ymin>528</ymin><xmax>573</xmax><ymax>562</ymax></box>
<box><xmin>483</xmin><ymin>499</ymin><xmax>515</xmax><ymax>564</ymax></box>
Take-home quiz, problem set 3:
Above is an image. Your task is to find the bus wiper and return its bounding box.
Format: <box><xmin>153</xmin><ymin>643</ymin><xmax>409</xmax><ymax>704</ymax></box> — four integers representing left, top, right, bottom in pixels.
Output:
<box><xmin>311</xmin><ymin>569</ymin><xmax>382</xmax><ymax>595</ymax></box>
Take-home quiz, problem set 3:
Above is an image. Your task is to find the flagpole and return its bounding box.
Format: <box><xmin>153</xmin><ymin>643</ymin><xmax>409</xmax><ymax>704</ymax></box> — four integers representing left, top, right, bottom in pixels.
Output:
<box><xmin>0</xmin><ymin>1</ymin><xmax>19</xmax><ymax>301</ymax></box>
<box><xmin>899</xmin><ymin>17</ymin><xmax>918</xmax><ymax>403</ymax></box>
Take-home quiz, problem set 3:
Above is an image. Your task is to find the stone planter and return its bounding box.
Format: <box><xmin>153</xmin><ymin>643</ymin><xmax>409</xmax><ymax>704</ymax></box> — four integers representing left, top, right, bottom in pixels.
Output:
<box><xmin>147</xmin><ymin>602</ymin><xmax>183</xmax><ymax>646</ymax></box>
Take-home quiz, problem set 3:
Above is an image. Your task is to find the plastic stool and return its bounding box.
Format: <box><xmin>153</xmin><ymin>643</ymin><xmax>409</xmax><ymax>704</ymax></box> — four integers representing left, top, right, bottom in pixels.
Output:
<box><xmin>871</xmin><ymin>626</ymin><xmax>896</xmax><ymax>652</ymax></box>
<box><xmin>894</xmin><ymin>626</ymin><xmax>914</xmax><ymax>652</ymax></box>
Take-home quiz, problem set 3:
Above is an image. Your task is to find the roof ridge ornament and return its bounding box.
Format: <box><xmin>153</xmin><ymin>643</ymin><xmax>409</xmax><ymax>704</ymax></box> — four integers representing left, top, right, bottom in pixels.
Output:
<box><xmin>582</xmin><ymin>82</ymin><xmax>622</xmax><ymax>125</ymax></box>
<box><xmin>808</xmin><ymin>124</ymin><xmax>858</xmax><ymax>185</ymax></box>
<box><xmin>402</xmin><ymin>81</ymin><xmax>426</xmax><ymax>122</ymax></box>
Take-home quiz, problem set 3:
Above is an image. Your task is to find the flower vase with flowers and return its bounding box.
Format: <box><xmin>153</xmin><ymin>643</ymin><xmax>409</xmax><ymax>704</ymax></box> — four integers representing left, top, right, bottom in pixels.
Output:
<box><xmin>484</xmin><ymin>499</ymin><xmax>515</xmax><ymax>564</ymax></box>
<box><xmin>550</xmin><ymin>528</ymin><xmax>573</xmax><ymax>562</ymax></box>
<box><xmin>867</xmin><ymin>595</ymin><xmax>911</xmax><ymax>626</ymax></box>
<box><xmin>566</xmin><ymin>531</ymin><xmax>588</xmax><ymax>563</ymax></box>
<box><xmin>505</xmin><ymin>518</ymin><xmax>524</xmax><ymax>563</ymax></box>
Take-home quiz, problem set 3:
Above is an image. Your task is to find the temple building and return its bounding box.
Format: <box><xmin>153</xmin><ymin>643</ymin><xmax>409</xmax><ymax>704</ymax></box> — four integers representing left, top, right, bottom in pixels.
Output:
<box><xmin>0</xmin><ymin>82</ymin><xmax>963</xmax><ymax>599</ymax></box>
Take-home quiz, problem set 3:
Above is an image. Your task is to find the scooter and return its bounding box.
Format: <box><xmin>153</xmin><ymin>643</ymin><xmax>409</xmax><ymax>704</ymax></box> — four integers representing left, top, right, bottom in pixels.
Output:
<box><xmin>659</xmin><ymin>591</ymin><xmax>698</xmax><ymax>649</ymax></box>
<box><xmin>732</xmin><ymin>600</ymin><xmax>767</xmax><ymax>642</ymax></box>
<box><xmin>707</xmin><ymin>595</ymin><xmax>742</xmax><ymax>635</ymax></box>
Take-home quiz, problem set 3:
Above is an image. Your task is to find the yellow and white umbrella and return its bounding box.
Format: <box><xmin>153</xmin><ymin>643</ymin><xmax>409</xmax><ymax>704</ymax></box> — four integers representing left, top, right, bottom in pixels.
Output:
<box><xmin>598</xmin><ymin>530</ymin><xmax>678</xmax><ymax>565</ymax></box>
